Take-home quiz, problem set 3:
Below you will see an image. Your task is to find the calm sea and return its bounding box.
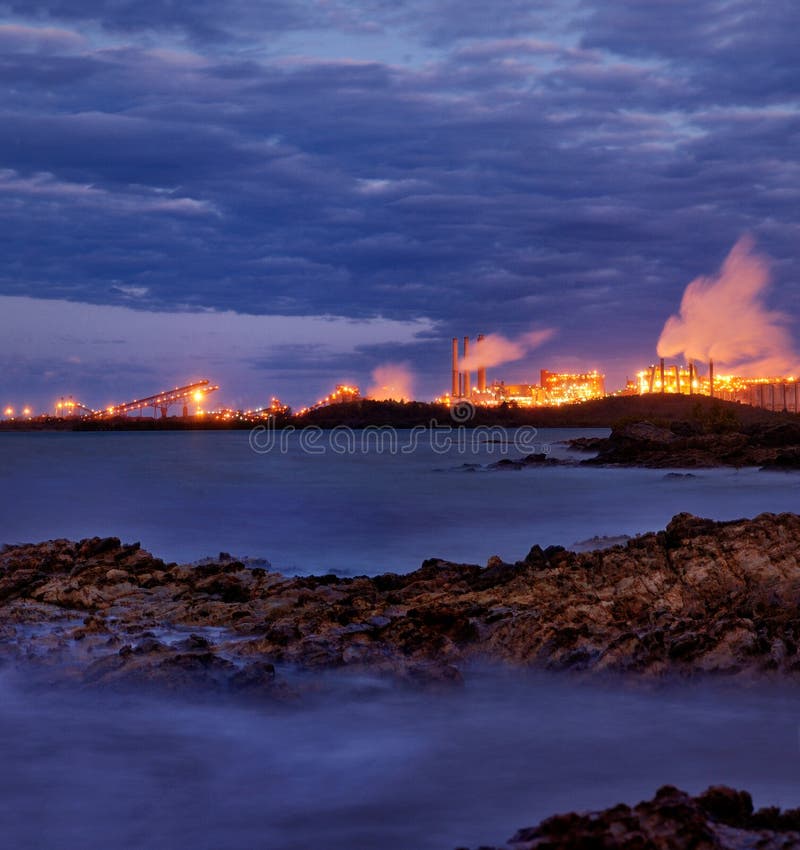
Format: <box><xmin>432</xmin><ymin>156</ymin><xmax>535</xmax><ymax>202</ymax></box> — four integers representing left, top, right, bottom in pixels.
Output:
<box><xmin>1</xmin><ymin>428</ymin><xmax>799</xmax><ymax>573</ymax></box>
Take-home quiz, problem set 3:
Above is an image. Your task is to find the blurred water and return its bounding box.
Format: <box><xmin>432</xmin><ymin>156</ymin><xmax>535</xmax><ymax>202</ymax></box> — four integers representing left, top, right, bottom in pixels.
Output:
<box><xmin>2</xmin><ymin>429</ymin><xmax>800</xmax><ymax>573</ymax></box>
<box><xmin>2</xmin><ymin>431</ymin><xmax>800</xmax><ymax>849</ymax></box>
<box><xmin>0</xmin><ymin>669</ymin><xmax>798</xmax><ymax>850</ymax></box>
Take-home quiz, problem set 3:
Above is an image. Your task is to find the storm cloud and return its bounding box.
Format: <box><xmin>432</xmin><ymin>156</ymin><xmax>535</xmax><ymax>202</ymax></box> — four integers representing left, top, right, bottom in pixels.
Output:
<box><xmin>0</xmin><ymin>0</ymin><xmax>798</xmax><ymax>407</ymax></box>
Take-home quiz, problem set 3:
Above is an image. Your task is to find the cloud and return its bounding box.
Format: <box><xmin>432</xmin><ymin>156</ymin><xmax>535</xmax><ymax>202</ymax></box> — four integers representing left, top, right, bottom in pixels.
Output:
<box><xmin>0</xmin><ymin>22</ymin><xmax>87</xmax><ymax>52</ymax></box>
<box><xmin>0</xmin><ymin>169</ymin><xmax>217</xmax><ymax>215</ymax></box>
<box><xmin>0</xmin><ymin>2</ymin><xmax>798</xmax><ymax>399</ymax></box>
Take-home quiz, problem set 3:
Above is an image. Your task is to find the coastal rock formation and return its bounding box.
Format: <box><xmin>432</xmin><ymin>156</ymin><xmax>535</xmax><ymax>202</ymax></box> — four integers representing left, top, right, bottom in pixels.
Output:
<box><xmin>3</xmin><ymin>512</ymin><xmax>800</xmax><ymax>691</ymax></box>
<box><xmin>575</xmin><ymin>418</ymin><xmax>800</xmax><ymax>468</ymax></box>
<box><xmin>466</xmin><ymin>785</ymin><xmax>800</xmax><ymax>850</ymax></box>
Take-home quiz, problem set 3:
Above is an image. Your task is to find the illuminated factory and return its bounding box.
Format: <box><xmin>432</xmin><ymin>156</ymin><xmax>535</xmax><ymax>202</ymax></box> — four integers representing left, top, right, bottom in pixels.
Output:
<box><xmin>635</xmin><ymin>358</ymin><xmax>800</xmax><ymax>412</ymax></box>
<box><xmin>445</xmin><ymin>335</ymin><xmax>606</xmax><ymax>407</ymax></box>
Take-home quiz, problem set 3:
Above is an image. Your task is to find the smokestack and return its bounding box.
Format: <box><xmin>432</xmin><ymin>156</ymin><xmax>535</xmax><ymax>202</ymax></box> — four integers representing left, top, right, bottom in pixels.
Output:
<box><xmin>462</xmin><ymin>336</ymin><xmax>471</xmax><ymax>398</ymax></box>
<box><xmin>451</xmin><ymin>337</ymin><xmax>459</xmax><ymax>398</ymax></box>
<box><xmin>476</xmin><ymin>333</ymin><xmax>486</xmax><ymax>393</ymax></box>
<box><xmin>709</xmin><ymin>359</ymin><xmax>714</xmax><ymax>398</ymax></box>
<box><xmin>660</xmin><ymin>358</ymin><xmax>665</xmax><ymax>394</ymax></box>
<box><xmin>673</xmin><ymin>365</ymin><xmax>680</xmax><ymax>394</ymax></box>
<box><xmin>688</xmin><ymin>361</ymin><xmax>694</xmax><ymax>395</ymax></box>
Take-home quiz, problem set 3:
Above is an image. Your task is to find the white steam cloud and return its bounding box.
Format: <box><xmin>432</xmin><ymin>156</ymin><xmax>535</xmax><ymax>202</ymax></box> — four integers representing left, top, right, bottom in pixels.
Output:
<box><xmin>367</xmin><ymin>363</ymin><xmax>414</xmax><ymax>401</ymax></box>
<box><xmin>459</xmin><ymin>328</ymin><xmax>556</xmax><ymax>371</ymax></box>
<box><xmin>657</xmin><ymin>236</ymin><xmax>798</xmax><ymax>376</ymax></box>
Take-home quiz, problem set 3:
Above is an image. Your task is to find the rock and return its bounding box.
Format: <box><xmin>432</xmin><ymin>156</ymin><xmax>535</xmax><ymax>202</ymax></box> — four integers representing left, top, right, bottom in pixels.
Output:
<box><xmin>761</xmin><ymin>449</ymin><xmax>800</xmax><ymax>470</ymax></box>
<box><xmin>229</xmin><ymin>661</ymin><xmax>276</xmax><ymax>691</ymax></box>
<box><xmin>614</xmin><ymin>421</ymin><xmax>677</xmax><ymax>444</ymax></box>
<box><xmin>576</xmin><ymin>417</ymin><xmax>800</xmax><ymax>469</ymax></box>
<box><xmin>105</xmin><ymin>569</ymin><xmax>129</xmax><ymax>583</ymax></box>
<box><xmin>78</xmin><ymin>537</ymin><xmax>121</xmax><ymax>558</ymax></box>
<box><xmin>6</xmin><ymin>514</ymin><xmax>800</xmax><ymax>688</ymax></box>
<box><xmin>469</xmin><ymin>785</ymin><xmax>800</xmax><ymax>849</ymax></box>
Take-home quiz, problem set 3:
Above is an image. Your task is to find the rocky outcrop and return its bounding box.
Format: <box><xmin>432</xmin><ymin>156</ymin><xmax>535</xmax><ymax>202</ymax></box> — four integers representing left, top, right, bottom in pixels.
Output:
<box><xmin>4</xmin><ymin>512</ymin><xmax>800</xmax><ymax>692</ymax></box>
<box><xmin>465</xmin><ymin>785</ymin><xmax>800</xmax><ymax>849</ymax></box>
<box><xmin>574</xmin><ymin>419</ymin><xmax>800</xmax><ymax>468</ymax></box>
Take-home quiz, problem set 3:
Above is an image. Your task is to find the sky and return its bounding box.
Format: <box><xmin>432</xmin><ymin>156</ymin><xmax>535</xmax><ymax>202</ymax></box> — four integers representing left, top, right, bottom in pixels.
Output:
<box><xmin>1</xmin><ymin>0</ymin><xmax>799</xmax><ymax>411</ymax></box>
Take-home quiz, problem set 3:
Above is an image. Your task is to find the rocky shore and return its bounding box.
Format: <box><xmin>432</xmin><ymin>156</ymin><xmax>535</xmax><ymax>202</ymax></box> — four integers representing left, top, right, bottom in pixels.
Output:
<box><xmin>467</xmin><ymin>785</ymin><xmax>800</xmax><ymax>849</ymax></box>
<box><xmin>571</xmin><ymin>419</ymin><xmax>800</xmax><ymax>468</ymax></box>
<box><xmin>3</xmin><ymin>511</ymin><xmax>800</xmax><ymax>693</ymax></box>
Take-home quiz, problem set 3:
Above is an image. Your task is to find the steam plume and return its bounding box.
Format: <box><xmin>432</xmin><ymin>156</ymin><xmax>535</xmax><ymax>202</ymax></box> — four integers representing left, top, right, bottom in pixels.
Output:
<box><xmin>459</xmin><ymin>328</ymin><xmax>556</xmax><ymax>371</ymax></box>
<box><xmin>367</xmin><ymin>363</ymin><xmax>413</xmax><ymax>401</ymax></box>
<box><xmin>657</xmin><ymin>236</ymin><xmax>798</xmax><ymax>376</ymax></box>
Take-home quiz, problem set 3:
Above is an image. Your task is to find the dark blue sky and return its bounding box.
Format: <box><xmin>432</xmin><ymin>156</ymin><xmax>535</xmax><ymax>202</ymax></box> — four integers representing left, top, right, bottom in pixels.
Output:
<box><xmin>1</xmin><ymin>0</ymin><xmax>799</xmax><ymax>410</ymax></box>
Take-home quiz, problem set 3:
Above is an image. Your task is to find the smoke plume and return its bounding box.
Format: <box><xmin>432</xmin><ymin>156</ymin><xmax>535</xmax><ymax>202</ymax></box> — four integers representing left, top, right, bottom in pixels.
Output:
<box><xmin>459</xmin><ymin>328</ymin><xmax>556</xmax><ymax>371</ymax></box>
<box><xmin>367</xmin><ymin>363</ymin><xmax>414</xmax><ymax>401</ymax></box>
<box><xmin>657</xmin><ymin>236</ymin><xmax>798</xmax><ymax>376</ymax></box>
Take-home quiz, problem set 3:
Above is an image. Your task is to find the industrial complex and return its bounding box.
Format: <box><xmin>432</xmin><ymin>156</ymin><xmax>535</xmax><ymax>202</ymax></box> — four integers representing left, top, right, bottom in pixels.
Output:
<box><xmin>443</xmin><ymin>333</ymin><xmax>606</xmax><ymax>407</ymax></box>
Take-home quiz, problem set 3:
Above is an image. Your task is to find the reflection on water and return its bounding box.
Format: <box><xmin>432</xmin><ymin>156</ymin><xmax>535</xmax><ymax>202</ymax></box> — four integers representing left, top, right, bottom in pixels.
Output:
<box><xmin>0</xmin><ymin>668</ymin><xmax>798</xmax><ymax>850</ymax></box>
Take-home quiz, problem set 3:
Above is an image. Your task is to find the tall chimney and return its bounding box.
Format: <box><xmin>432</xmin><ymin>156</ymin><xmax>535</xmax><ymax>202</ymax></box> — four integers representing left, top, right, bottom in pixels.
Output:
<box><xmin>462</xmin><ymin>336</ymin><xmax>471</xmax><ymax>398</ymax></box>
<box><xmin>709</xmin><ymin>359</ymin><xmax>714</xmax><ymax>398</ymax></box>
<box><xmin>688</xmin><ymin>361</ymin><xmax>694</xmax><ymax>395</ymax></box>
<box><xmin>673</xmin><ymin>365</ymin><xmax>680</xmax><ymax>394</ymax></box>
<box><xmin>476</xmin><ymin>333</ymin><xmax>486</xmax><ymax>393</ymax></box>
<box><xmin>451</xmin><ymin>337</ymin><xmax>459</xmax><ymax>398</ymax></box>
<box><xmin>660</xmin><ymin>358</ymin><xmax>665</xmax><ymax>393</ymax></box>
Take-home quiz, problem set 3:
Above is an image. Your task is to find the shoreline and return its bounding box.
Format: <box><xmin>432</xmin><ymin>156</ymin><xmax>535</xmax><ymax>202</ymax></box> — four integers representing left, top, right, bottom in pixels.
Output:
<box><xmin>3</xmin><ymin>511</ymin><xmax>800</xmax><ymax>694</ymax></box>
<box><xmin>4</xmin><ymin>513</ymin><xmax>800</xmax><ymax>849</ymax></box>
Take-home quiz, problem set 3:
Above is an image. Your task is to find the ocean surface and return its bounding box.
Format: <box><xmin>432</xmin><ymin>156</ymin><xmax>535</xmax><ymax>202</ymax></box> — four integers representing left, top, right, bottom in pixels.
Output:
<box><xmin>3</xmin><ymin>427</ymin><xmax>800</xmax><ymax>850</ymax></box>
<box><xmin>1</xmin><ymin>669</ymin><xmax>799</xmax><ymax>850</ymax></box>
<box><xmin>1</xmin><ymin>428</ymin><xmax>800</xmax><ymax>573</ymax></box>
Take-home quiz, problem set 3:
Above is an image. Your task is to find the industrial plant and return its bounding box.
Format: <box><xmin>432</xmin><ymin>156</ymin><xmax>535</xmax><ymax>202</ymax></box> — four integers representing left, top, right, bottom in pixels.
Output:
<box><xmin>444</xmin><ymin>334</ymin><xmax>606</xmax><ymax>407</ymax></box>
<box><xmin>632</xmin><ymin>359</ymin><xmax>800</xmax><ymax>413</ymax></box>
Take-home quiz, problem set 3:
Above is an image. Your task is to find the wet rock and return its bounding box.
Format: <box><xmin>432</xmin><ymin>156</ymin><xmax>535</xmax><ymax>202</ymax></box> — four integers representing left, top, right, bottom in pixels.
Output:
<box><xmin>761</xmin><ymin>449</ymin><xmax>800</xmax><ymax>470</ymax></box>
<box><xmin>577</xmin><ymin>417</ymin><xmax>800</xmax><ymax>469</ymax></box>
<box><xmin>469</xmin><ymin>785</ymin><xmax>800</xmax><ymax>850</ymax></box>
<box><xmin>6</xmin><ymin>515</ymin><xmax>800</xmax><ymax>688</ymax></box>
<box><xmin>174</xmin><ymin>633</ymin><xmax>212</xmax><ymax>651</ymax></box>
<box><xmin>229</xmin><ymin>661</ymin><xmax>276</xmax><ymax>691</ymax></box>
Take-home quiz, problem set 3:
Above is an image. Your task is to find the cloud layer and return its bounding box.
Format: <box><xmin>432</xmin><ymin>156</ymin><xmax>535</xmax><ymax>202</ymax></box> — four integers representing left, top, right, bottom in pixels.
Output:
<box><xmin>0</xmin><ymin>1</ymin><xmax>799</xmax><ymax>404</ymax></box>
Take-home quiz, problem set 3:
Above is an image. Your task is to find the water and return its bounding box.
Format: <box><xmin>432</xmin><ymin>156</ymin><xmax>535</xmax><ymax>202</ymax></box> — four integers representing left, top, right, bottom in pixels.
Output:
<box><xmin>1</xmin><ymin>429</ymin><xmax>800</xmax><ymax>573</ymax></box>
<box><xmin>3</xmin><ymin>428</ymin><xmax>800</xmax><ymax>849</ymax></box>
<box><xmin>0</xmin><ymin>669</ymin><xmax>798</xmax><ymax>850</ymax></box>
